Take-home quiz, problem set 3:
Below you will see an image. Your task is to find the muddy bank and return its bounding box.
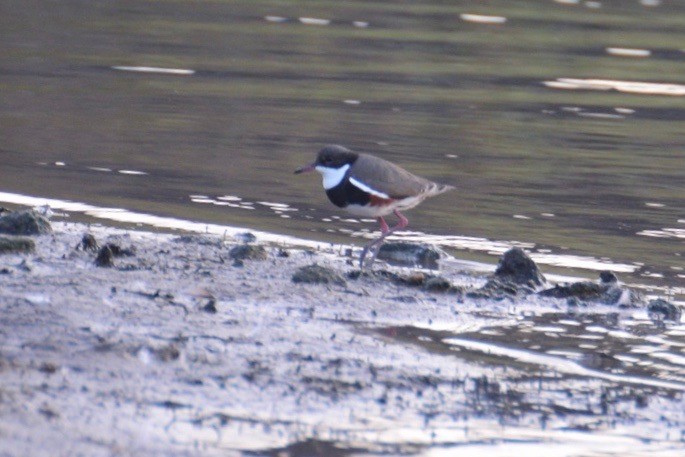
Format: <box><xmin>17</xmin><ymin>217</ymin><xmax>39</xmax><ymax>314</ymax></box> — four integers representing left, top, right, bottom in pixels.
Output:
<box><xmin>0</xmin><ymin>210</ymin><xmax>684</xmax><ymax>457</ymax></box>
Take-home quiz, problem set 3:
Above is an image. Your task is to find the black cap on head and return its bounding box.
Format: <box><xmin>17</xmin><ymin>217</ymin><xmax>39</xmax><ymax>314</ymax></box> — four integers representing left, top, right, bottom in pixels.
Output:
<box><xmin>316</xmin><ymin>145</ymin><xmax>359</xmax><ymax>169</ymax></box>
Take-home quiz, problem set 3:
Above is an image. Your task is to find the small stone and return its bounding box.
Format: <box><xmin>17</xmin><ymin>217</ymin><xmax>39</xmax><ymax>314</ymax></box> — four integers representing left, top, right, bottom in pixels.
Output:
<box><xmin>376</xmin><ymin>242</ymin><xmax>441</xmax><ymax>269</ymax></box>
<box><xmin>647</xmin><ymin>299</ymin><xmax>681</xmax><ymax>322</ymax></box>
<box><xmin>103</xmin><ymin>243</ymin><xmax>135</xmax><ymax>257</ymax></box>
<box><xmin>95</xmin><ymin>245</ymin><xmax>114</xmax><ymax>267</ymax></box>
<box><xmin>0</xmin><ymin>210</ymin><xmax>52</xmax><ymax>235</ymax></box>
<box><xmin>202</xmin><ymin>299</ymin><xmax>218</xmax><ymax>314</ymax></box>
<box><xmin>0</xmin><ymin>236</ymin><xmax>35</xmax><ymax>254</ymax></box>
<box><xmin>539</xmin><ymin>272</ymin><xmax>640</xmax><ymax>307</ymax></box>
<box><xmin>78</xmin><ymin>233</ymin><xmax>99</xmax><ymax>252</ymax></box>
<box><xmin>229</xmin><ymin>244</ymin><xmax>267</xmax><ymax>261</ymax></box>
<box><xmin>424</xmin><ymin>276</ymin><xmax>452</xmax><ymax>293</ymax></box>
<box><xmin>599</xmin><ymin>270</ymin><xmax>618</xmax><ymax>284</ymax></box>
<box><xmin>402</xmin><ymin>272</ymin><xmax>427</xmax><ymax>287</ymax></box>
<box><xmin>277</xmin><ymin>248</ymin><xmax>290</xmax><ymax>258</ymax></box>
<box><xmin>540</xmin><ymin>281</ymin><xmax>604</xmax><ymax>300</ymax></box>
<box><xmin>38</xmin><ymin>362</ymin><xmax>59</xmax><ymax>374</ymax></box>
<box><xmin>154</xmin><ymin>345</ymin><xmax>181</xmax><ymax>362</ymax></box>
<box><xmin>292</xmin><ymin>264</ymin><xmax>346</xmax><ymax>286</ymax></box>
<box><xmin>494</xmin><ymin>247</ymin><xmax>546</xmax><ymax>287</ymax></box>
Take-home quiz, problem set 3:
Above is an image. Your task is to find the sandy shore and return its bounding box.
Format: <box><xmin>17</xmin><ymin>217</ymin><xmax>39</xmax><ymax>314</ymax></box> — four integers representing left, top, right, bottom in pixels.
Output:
<box><xmin>1</xmin><ymin>217</ymin><xmax>684</xmax><ymax>456</ymax></box>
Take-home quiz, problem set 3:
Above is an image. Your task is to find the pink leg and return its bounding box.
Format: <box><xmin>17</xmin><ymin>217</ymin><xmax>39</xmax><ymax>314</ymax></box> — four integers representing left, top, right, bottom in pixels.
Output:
<box><xmin>378</xmin><ymin>216</ymin><xmax>390</xmax><ymax>234</ymax></box>
<box><xmin>359</xmin><ymin>211</ymin><xmax>410</xmax><ymax>269</ymax></box>
<box><xmin>393</xmin><ymin>211</ymin><xmax>408</xmax><ymax>230</ymax></box>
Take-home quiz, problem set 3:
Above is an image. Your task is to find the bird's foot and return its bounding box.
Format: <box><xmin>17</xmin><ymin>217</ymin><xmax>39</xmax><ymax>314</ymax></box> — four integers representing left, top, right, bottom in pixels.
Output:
<box><xmin>359</xmin><ymin>240</ymin><xmax>384</xmax><ymax>270</ymax></box>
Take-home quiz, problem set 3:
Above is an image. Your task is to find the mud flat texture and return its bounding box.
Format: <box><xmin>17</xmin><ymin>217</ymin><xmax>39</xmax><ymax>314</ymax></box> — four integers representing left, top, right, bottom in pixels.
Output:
<box><xmin>1</xmin><ymin>218</ymin><xmax>684</xmax><ymax>457</ymax></box>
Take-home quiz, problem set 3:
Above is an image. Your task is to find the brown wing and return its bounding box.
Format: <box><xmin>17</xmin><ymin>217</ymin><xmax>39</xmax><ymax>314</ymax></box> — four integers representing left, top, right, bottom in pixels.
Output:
<box><xmin>349</xmin><ymin>153</ymin><xmax>437</xmax><ymax>199</ymax></box>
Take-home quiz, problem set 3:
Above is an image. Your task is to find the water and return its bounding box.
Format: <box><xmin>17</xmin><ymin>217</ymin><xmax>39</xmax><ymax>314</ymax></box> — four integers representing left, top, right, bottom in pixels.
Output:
<box><xmin>2</xmin><ymin>0</ymin><xmax>684</xmax><ymax>293</ymax></box>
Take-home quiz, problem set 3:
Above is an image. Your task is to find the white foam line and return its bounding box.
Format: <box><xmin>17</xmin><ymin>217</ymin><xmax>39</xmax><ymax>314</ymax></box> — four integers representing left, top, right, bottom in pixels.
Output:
<box><xmin>460</xmin><ymin>14</ymin><xmax>507</xmax><ymax>24</ymax></box>
<box><xmin>444</xmin><ymin>337</ymin><xmax>685</xmax><ymax>391</ymax></box>
<box><xmin>299</xmin><ymin>17</ymin><xmax>330</xmax><ymax>26</ymax></box>
<box><xmin>111</xmin><ymin>66</ymin><xmax>195</xmax><ymax>76</ymax></box>
<box><xmin>606</xmin><ymin>47</ymin><xmax>651</xmax><ymax>57</ymax></box>
<box><xmin>118</xmin><ymin>169</ymin><xmax>148</xmax><ymax>175</ymax></box>
<box><xmin>544</xmin><ymin>78</ymin><xmax>685</xmax><ymax>96</ymax></box>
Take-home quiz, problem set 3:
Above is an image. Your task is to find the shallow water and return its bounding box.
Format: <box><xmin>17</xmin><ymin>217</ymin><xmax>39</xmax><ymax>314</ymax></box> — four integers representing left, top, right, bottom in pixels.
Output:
<box><xmin>2</xmin><ymin>0</ymin><xmax>684</xmax><ymax>294</ymax></box>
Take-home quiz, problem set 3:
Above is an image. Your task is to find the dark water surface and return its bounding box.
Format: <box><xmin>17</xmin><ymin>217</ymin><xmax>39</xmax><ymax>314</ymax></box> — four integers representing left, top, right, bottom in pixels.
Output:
<box><xmin>2</xmin><ymin>0</ymin><xmax>684</xmax><ymax>295</ymax></box>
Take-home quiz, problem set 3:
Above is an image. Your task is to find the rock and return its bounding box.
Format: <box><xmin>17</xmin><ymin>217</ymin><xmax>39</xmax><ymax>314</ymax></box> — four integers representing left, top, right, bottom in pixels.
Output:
<box><xmin>0</xmin><ymin>210</ymin><xmax>52</xmax><ymax>235</ymax></box>
<box><xmin>103</xmin><ymin>243</ymin><xmax>135</xmax><ymax>257</ymax></box>
<box><xmin>494</xmin><ymin>247</ymin><xmax>546</xmax><ymax>287</ymax></box>
<box><xmin>647</xmin><ymin>299</ymin><xmax>681</xmax><ymax>322</ymax></box>
<box><xmin>0</xmin><ymin>236</ymin><xmax>35</xmax><ymax>254</ymax></box>
<box><xmin>201</xmin><ymin>299</ymin><xmax>218</xmax><ymax>314</ymax></box>
<box><xmin>94</xmin><ymin>242</ymin><xmax>136</xmax><ymax>267</ymax></box>
<box><xmin>538</xmin><ymin>271</ymin><xmax>640</xmax><ymax>307</ymax></box>
<box><xmin>375</xmin><ymin>242</ymin><xmax>440</xmax><ymax>269</ymax></box>
<box><xmin>348</xmin><ymin>269</ymin><xmax>461</xmax><ymax>294</ymax></box>
<box><xmin>599</xmin><ymin>270</ymin><xmax>618</xmax><ymax>284</ymax></box>
<box><xmin>229</xmin><ymin>244</ymin><xmax>267</xmax><ymax>261</ymax></box>
<box><xmin>292</xmin><ymin>264</ymin><xmax>346</xmax><ymax>286</ymax></box>
<box><xmin>471</xmin><ymin>248</ymin><xmax>546</xmax><ymax>299</ymax></box>
<box><xmin>539</xmin><ymin>281</ymin><xmax>604</xmax><ymax>300</ymax></box>
<box><xmin>77</xmin><ymin>233</ymin><xmax>99</xmax><ymax>252</ymax></box>
<box><xmin>95</xmin><ymin>245</ymin><xmax>114</xmax><ymax>267</ymax></box>
<box><xmin>423</xmin><ymin>276</ymin><xmax>453</xmax><ymax>293</ymax></box>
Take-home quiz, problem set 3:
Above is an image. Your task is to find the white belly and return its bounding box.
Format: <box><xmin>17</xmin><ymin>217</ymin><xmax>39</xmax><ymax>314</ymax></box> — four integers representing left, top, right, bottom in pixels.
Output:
<box><xmin>345</xmin><ymin>195</ymin><xmax>425</xmax><ymax>218</ymax></box>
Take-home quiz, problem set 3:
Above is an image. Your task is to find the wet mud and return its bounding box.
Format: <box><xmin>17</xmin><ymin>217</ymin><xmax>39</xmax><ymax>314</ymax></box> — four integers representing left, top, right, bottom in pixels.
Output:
<box><xmin>0</xmin><ymin>213</ymin><xmax>683</xmax><ymax>456</ymax></box>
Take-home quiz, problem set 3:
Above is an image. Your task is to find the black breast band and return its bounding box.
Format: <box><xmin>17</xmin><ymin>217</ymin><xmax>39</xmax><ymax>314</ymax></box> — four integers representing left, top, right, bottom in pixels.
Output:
<box><xmin>325</xmin><ymin>178</ymin><xmax>370</xmax><ymax>208</ymax></box>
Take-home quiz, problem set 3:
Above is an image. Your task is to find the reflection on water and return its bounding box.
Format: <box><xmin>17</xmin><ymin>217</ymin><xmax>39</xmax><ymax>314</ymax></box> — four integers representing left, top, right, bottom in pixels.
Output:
<box><xmin>2</xmin><ymin>1</ymin><xmax>684</xmax><ymax>286</ymax></box>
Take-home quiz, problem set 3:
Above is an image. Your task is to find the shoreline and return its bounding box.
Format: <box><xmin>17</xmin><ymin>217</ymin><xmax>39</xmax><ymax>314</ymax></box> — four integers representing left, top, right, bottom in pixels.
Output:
<box><xmin>3</xmin><ymin>190</ymin><xmax>678</xmax><ymax>294</ymax></box>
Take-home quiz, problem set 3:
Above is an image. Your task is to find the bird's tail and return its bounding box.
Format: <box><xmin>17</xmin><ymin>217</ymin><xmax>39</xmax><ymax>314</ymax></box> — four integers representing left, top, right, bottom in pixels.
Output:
<box><xmin>426</xmin><ymin>182</ymin><xmax>455</xmax><ymax>196</ymax></box>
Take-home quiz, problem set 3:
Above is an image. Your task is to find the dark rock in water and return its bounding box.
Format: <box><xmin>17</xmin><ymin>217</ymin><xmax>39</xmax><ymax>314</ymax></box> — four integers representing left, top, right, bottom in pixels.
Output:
<box><xmin>539</xmin><ymin>281</ymin><xmax>604</xmax><ymax>300</ymax></box>
<box><xmin>292</xmin><ymin>264</ymin><xmax>346</xmax><ymax>286</ymax></box>
<box><xmin>375</xmin><ymin>242</ymin><xmax>440</xmax><ymax>269</ymax></box>
<box><xmin>599</xmin><ymin>270</ymin><xmax>618</xmax><ymax>284</ymax></box>
<box><xmin>229</xmin><ymin>244</ymin><xmax>267</xmax><ymax>261</ymax></box>
<box><xmin>95</xmin><ymin>245</ymin><xmax>114</xmax><ymax>267</ymax></box>
<box><xmin>77</xmin><ymin>233</ymin><xmax>99</xmax><ymax>252</ymax></box>
<box><xmin>0</xmin><ymin>210</ymin><xmax>52</xmax><ymax>235</ymax></box>
<box><xmin>0</xmin><ymin>236</ymin><xmax>35</xmax><ymax>254</ymax></box>
<box><xmin>647</xmin><ymin>299</ymin><xmax>681</xmax><ymax>322</ymax></box>
<box><xmin>494</xmin><ymin>247</ymin><xmax>546</xmax><ymax>287</ymax></box>
<box><xmin>538</xmin><ymin>271</ymin><xmax>639</xmax><ymax>307</ymax></box>
<box><xmin>471</xmin><ymin>248</ymin><xmax>546</xmax><ymax>299</ymax></box>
